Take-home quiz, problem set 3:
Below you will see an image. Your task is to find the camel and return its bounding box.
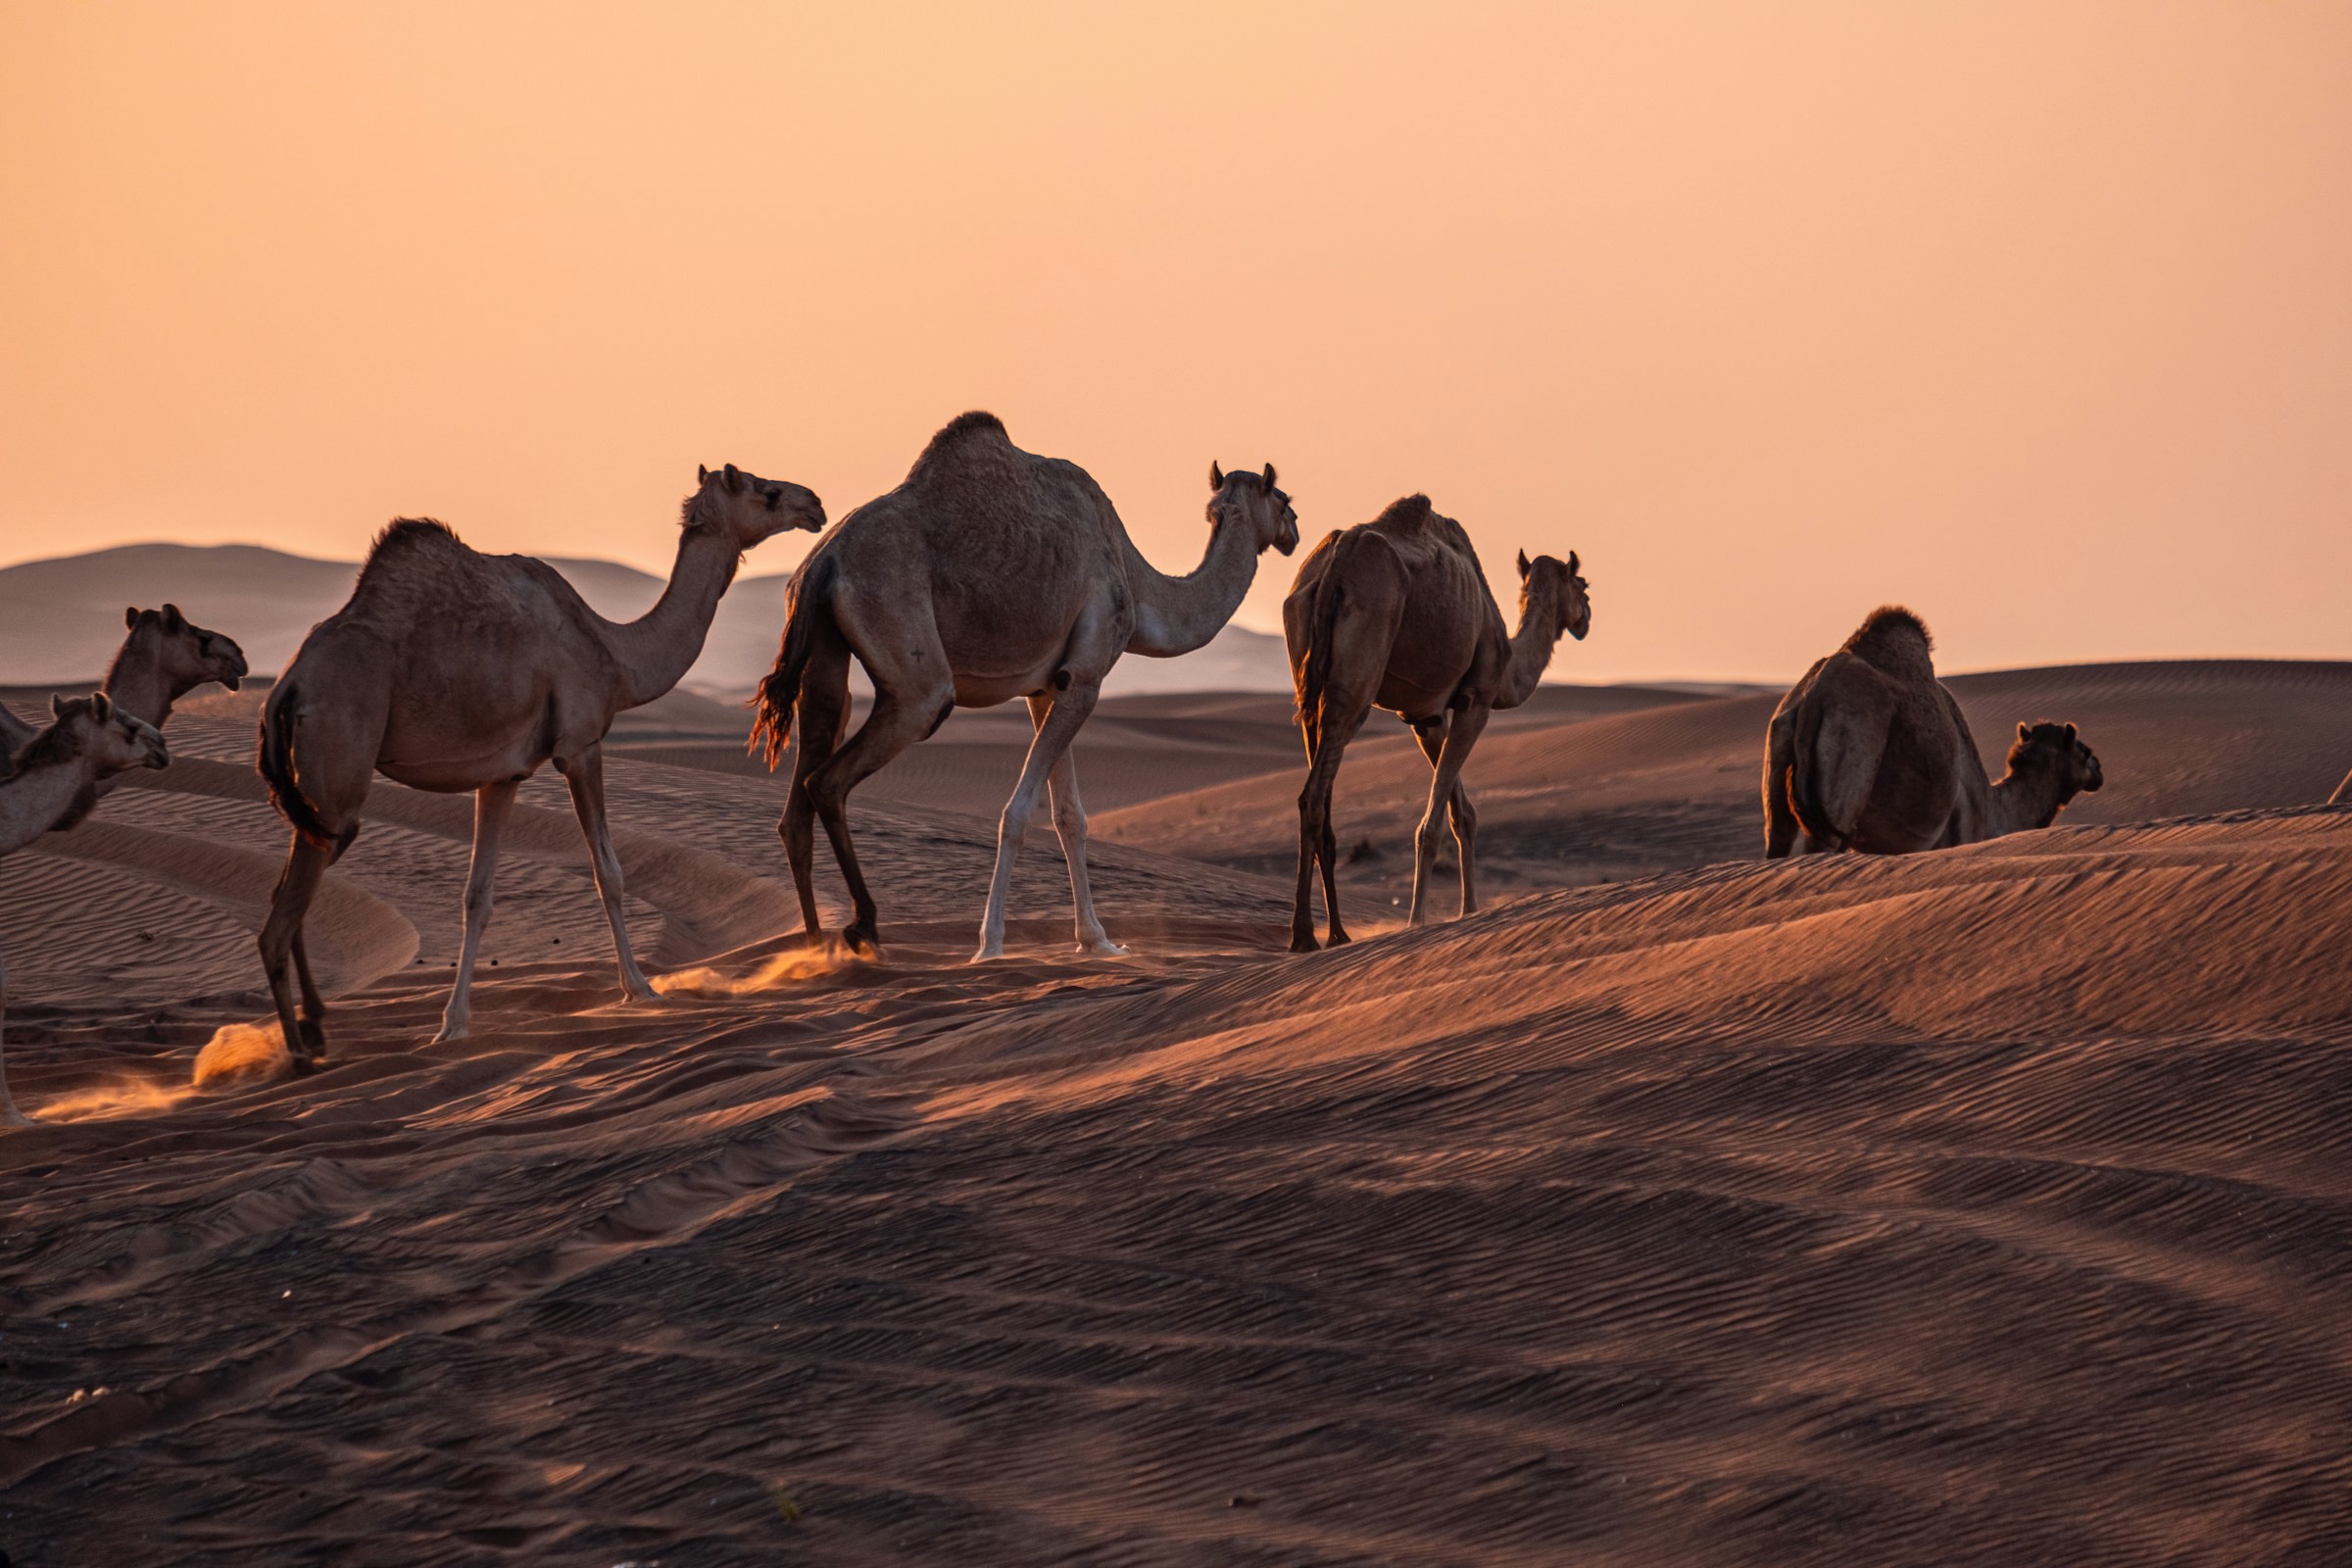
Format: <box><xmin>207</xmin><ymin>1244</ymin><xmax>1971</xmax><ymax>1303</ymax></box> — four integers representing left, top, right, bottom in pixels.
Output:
<box><xmin>1</xmin><ymin>694</ymin><xmax>171</xmax><ymax>1125</ymax></box>
<box><xmin>1763</xmin><ymin>606</ymin><xmax>2103</xmax><ymax>857</ymax></box>
<box><xmin>0</xmin><ymin>605</ymin><xmax>246</xmax><ymax>823</ymax></box>
<box><xmin>257</xmin><ymin>464</ymin><xmax>823</xmax><ymax>1065</ymax></box>
<box><xmin>1282</xmin><ymin>496</ymin><xmax>1591</xmax><ymax>951</ymax></box>
<box><xmin>750</xmin><ymin>411</ymin><xmax>1298</xmax><ymax>960</ymax></box>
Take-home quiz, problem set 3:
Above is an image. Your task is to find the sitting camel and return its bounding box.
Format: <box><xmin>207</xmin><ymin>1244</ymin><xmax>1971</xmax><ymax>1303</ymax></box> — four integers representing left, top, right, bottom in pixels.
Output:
<box><xmin>1</xmin><ymin>694</ymin><xmax>170</xmax><ymax>1125</ymax></box>
<box><xmin>1763</xmin><ymin>606</ymin><xmax>2103</xmax><ymax>857</ymax></box>
<box><xmin>258</xmin><ymin>464</ymin><xmax>823</xmax><ymax>1065</ymax></box>
<box><xmin>0</xmin><ymin>605</ymin><xmax>245</xmax><ymax>822</ymax></box>
<box><xmin>751</xmin><ymin>411</ymin><xmax>1297</xmax><ymax>960</ymax></box>
<box><xmin>1283</xmin><ymin>495</ymin><xmax>1590</xmax><ymax>952</ymax></box>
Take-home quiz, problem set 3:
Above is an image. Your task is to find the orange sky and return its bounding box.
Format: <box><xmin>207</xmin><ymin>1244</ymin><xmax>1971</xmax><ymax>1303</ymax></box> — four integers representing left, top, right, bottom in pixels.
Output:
<box><xmin>3</xmin><ymin>1</ymin><xmax>2346</xmax><ymax>681</ymax></box>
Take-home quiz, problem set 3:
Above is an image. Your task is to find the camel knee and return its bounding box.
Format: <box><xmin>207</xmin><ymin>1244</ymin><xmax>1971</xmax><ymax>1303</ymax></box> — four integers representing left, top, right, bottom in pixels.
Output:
<box><xmin>1051</xmin><ymin>794</ymin><xmax>1086</xmax><ymax>841</ymax></box>
<box><xmin>998</xmin><ymin>798</ymin><xmax>1037</xmax><ymax>848</ymax></box>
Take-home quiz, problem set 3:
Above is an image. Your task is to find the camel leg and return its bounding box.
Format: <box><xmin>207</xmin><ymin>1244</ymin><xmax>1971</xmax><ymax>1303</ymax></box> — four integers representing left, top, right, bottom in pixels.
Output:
<box><xmin>1413</xmin><ymin>718</ymin><xmax>1482</xmax><ymax>916</ymax></box>
<box><xmin>1027</xmin><ymin>695</ymin><xmax>1124</xmax><ymax>956</ymax></box>
<box><xmin>1763</xmin><ymin>710</ymin><xmax>1802</xmax><ymax>859</ymax></box>
<box><xmin>557</xmin><ymin>748</ymin><xmax>656</xmax><ymax>1005</ymax></box>
<box><xmin>808</xmin><ymin>688</ymin><xmax>950</xmax><ymax>955</ymax></box>
<box><xmin>433</xmin><ymin>778</ymin><xmax>519</xmax><ymax>1043</ymax></box>
<box><xmin>1408</xmin><ymin>705</ymin><xmax>1489</xmax><ymax>925</ymax></box>
<box><xmin>779</xmin><ymin>646</ymin><xmax>852</xmax><ymax>943</ymax></box>
<box><xmin>260</xmin><ymin>834</ymin><xmax>336</xmax><ymax>1068</ymax></box>
<box><xmin>977</xmin><ymin>675</ymin><xmax>1104</xmax><ymax>961</ymax></box>
<box><xmin>0</xmin><ymin>949</ymin><xmax>24</xmax><ymax>1128</ymax></box>
<box><xmin>1292</xmin><ymin>694</ymin><xmax>1372</xmax><ymax>952</ymax></box>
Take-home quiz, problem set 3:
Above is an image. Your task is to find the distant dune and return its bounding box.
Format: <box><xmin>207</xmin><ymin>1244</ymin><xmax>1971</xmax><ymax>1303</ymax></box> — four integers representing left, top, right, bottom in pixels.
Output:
<box><xmin>0</xmin><ymin>541</ymin><xmax>1296</xmax><ymax>696</ymax></box>
<box><xmin>0</xmin><ymin>660</ymin><xmax>2347</xmax><ymax>1561</ymax></box>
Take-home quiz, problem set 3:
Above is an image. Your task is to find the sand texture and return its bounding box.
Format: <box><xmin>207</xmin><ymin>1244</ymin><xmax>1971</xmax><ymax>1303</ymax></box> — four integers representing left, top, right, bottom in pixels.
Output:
<box><xmin>1</xmin><ymin>662</ymin><xmax>2349</xmax><ymax>1565</ymax></box>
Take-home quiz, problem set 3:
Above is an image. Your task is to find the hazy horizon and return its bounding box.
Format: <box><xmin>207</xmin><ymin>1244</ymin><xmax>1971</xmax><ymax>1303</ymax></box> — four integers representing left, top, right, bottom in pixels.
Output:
<box><xmin>4</xmin><ymin>2</ymin><xmax>2348</xmax><ymax>682</ymax></box>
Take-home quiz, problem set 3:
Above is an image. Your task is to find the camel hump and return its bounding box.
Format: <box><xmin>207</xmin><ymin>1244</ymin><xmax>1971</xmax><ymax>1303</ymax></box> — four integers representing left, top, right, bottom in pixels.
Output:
<box><xmin>908</xmin><ymin>411</ymin><xmax>1015</xmax><ymax>481</ymax></box>
<box><xmin>1842</xmin><ymin>605</ymin><xmax>1936</xmax><ymax>681</ymax></box>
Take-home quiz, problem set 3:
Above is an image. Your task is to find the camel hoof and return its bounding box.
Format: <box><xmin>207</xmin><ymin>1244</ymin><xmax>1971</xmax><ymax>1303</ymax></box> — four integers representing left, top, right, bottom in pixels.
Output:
<box><xmin>1</xmin><ymin>1107</ymin><xmax>30</xmax><ymax>1129</ymax></box>
<box><xmin>1288</xmin><ymin>932</ymin><xmax>1319</xmax><ymax>954</ymax></box>
<box><xmin>1079</xmin><ymin>938</ymin><xmax>1130</xmax><ymax>958</ymax></box>
<box><xmin>429</xmin><ymin>1024</ymin><xmax>466</xmax><ymax>1047</ymax></box>
<box><xmin>969</xmin><ymin>944</ymin><xmax>1005</xmax><ymax>964</ymax></box>
<box><xmin>288</xmin><ymin>1054</ymin><xmax>324</xmax><ymax>1077</ymax></box>
<box><xmin>1326</xmin><ymin>929</ymin><xmax>1351</xmax><ymax>947</ymax></box>
<box><xmin>297</xmin><ymin>1018</ymin><xmax>326</xmax><ymax>1053</ymax></box>
<box><xmin>842</xmin><ymin>925</ymin><xmax>882</xmax><ymax>959</ymax></box>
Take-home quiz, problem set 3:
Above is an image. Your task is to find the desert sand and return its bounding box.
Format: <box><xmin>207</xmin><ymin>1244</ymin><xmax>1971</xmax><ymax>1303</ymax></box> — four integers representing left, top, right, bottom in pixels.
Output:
<box><xmin>1</xmin><ymin>660</ymin><xmax>2348</xmax><ymax>1564</ymax></box>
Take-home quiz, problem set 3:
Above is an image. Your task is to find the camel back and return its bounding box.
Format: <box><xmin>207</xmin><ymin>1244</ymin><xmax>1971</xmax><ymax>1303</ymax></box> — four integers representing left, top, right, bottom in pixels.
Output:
<box><xmin>1841</xmin><ymin>606</ymin><xmax>1936</xmax><ymax>684</ymax></box>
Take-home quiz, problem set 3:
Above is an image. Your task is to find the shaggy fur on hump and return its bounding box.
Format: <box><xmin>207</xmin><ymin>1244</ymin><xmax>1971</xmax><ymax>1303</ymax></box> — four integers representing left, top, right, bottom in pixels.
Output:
<box><xmin>1369</xmin><ymin>493</ymin><xmax>1435</xmax><ymax>531</ymax></box>
<box><xmin>1843</xmin><ymin>605</ymin><xmax>1936</xmax><ymax>683</ymax></box>
<box><xmin>909</xmin><ymin>411</ymin><xmax>1009</xmax><ymax>475</ymax></box>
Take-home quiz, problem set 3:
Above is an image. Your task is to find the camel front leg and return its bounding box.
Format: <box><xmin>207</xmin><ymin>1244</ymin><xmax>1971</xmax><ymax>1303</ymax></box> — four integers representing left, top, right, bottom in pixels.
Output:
<box><xmin>1412</xmin><ymin>718</ymin><xmax>1482</xmax><ymax>916</ymax></box>
<box><xmin>978</xmin><ymin>677</ymin><xmax>1103</xmax><ymax>961</ymax></box>
<box><xmin>1026</xmin><ymin>695</ymin><xmax>1123</xmax><ymax>956</ymax></box>
<box><xmin>260</xmin><ymin>833</ymin><xmax>335</xmax><ymax>1068</ymax></box>
<box><xmin>1408</xmin><ymin>705</ymin><xmax>1489</xmax><ymax>925</ymax></box>
<box><xmin>0</xmin><ymin>948</ymin><xmax>24</xmax><ymax>1128</ymax></box>
<box><xmin>435</xmin><ymin>778</ymin><xmax>520</xmax><ymax>1043</ymax></box>
<box><xmin>557</xmin><ymin>749</ymin><xmax>655</xmax><ymax>1005</ymax></box>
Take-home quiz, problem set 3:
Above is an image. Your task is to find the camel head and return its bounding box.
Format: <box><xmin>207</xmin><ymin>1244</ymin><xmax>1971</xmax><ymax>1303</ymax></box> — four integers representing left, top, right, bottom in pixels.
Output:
<box><xmin>2008</xmin><ymin>720</ymin><xmax>2103</xmax><ymax>802</ymax></box>
<box><xmin>45</xmin><ymin>691</ymin><xmax>170</xmax><ymax>774</ymax></box>
<box><xmin>1207</xmin><ymin>462</ymin><xmax>1298</xmax><ymax>557</ymax></box>
<box><xmin>1517</xmin><ymin>549</ymin><xmax>1592</xmax><ymax>642</ymax></box>
<box><xmin>689</xmin><ymin>464</ymin><xmax>827</xmax><ymax>550</ymax></box>
<box><xmin>124</xmin><ymin>603</ymin><xmax>248</xmax><ymax>694</ymax></box>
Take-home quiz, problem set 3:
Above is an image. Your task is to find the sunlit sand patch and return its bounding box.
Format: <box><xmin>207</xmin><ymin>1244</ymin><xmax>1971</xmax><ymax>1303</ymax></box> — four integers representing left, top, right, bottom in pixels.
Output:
<box><xmin>37</xmin><ymin>1077</ymin><xmax>189</xmax><ymax>1123</ymax></box>
<box><xmin>191</xmin><ymin>1020</ymin><xmax>293</xmax><ymax>1091</ymax></box>
<box><xmin>654</xmin><ymin>939</ymin><xmax>870</xmax><ymax>999</ymax></box>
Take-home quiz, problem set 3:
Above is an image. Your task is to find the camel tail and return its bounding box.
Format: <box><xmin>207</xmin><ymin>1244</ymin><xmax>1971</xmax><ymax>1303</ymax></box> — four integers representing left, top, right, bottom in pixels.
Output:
<box><xmin>257</xmin><ymin>682</ymin><xmax>343</xmax><ymax>850</ymax></box>
<box><xmin>749</xmin><ymin>553</ymin><xmax>837</xmax><ymax>768</ymax></box>
<box><xmin>1786</xmin><ymin>695</ymin><xmax>1847</xmax><ymax>851</ymax></box>
<box><xmin>1298</xmin><ymin>528</ymin><xmax>1371</xmax><ymax>723</ymax></box>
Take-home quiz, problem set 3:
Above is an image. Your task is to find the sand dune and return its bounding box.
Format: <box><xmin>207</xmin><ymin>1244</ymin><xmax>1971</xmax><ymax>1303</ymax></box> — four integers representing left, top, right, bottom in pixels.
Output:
<box><xmin>0</xmin><ymin>662</ymin><xmax>2347</xmax><ymax>1563</ymax></box>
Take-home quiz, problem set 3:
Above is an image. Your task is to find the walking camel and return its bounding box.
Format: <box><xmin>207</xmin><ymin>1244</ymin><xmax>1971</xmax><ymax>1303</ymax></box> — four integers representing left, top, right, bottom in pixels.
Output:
<box><xmin>751</xmin><ymin>411</ymin><xmax>1298</xmax><ymax>960</ymax></box>
<box><xmin>1283</xmin><ymin>495</ymin><xmax>1591</xmax><ymax>952</ymax></box>
<box><xmin>1</xmin><ymin>695</ymin><xmax>170</xmax><ymax>1125</ymax></box>
<box><xmin>257</xmin><ymin>464</ymin><xmax>823</xmax><ymax>1066</ymax></box>
<box><xmin>0</xmin><ymin>605</ymin><xmax>246</xmax><ymax>822</ymax></box>
<box><xmin>1763</xmin><ymin>606</ymin><xmax>2103</xmax><ymax>857</ymax></box>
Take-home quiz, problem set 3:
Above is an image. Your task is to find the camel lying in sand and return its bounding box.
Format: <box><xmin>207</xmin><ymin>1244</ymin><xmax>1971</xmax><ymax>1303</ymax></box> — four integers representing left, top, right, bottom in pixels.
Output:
<box><xmin>751</xmin><ymin>412</ymin><xmax>1297</xmax><ymax>961</ymax></box>
<box><xmin>1764</xmin><ymin>607</ymin><xmax>2103</xmax><ymax>857</ymax></box>
<box><xmin>0</xmin><ymin>605</ymin><xmax>245</xmax><ymax>824</ymax></box>
<box><xmin>258</xmin><ymin>465</ymin><xmax>822</xmax><ymax>1066</ymax></box>
<box><xmin>1</xmin><ymin>695</ymin><xmax>170</xmax><ymax>1125</ymax></box>
<box><xmin>1283</xmin><ymin>496</ymin><xmax>1590</xmax><ymax>951</ymax></box>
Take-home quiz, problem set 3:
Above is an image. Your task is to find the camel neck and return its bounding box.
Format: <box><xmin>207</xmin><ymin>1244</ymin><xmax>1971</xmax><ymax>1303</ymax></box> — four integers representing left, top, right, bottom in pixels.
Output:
<box><xmin>1495</xmin><ymin>589</ymin><xmax>1567</xmax><ymax>710</ymax></box>
<box><xmin>1985</xmin><ymin>762</ymin><xmax>2072</xmax><ymax>837</ymax></box>
<box><xmin>0</xmin><ymin>749</ymin><xmax>100</xmax><ymax>856</ymax></box>
<box><xmin>1121</xmin><ymin>514</ymin><xmax>1260</xmax><ymax>659</ymax></box>
<box><xmin>100</xmin><ymin>645</ymin><xmax>176</xmax><ymax>730</ymax></box>
<box><xmin>605</xmin><ymin>528</ymin><xmax>741</xmax><ymax>709</ymax></box>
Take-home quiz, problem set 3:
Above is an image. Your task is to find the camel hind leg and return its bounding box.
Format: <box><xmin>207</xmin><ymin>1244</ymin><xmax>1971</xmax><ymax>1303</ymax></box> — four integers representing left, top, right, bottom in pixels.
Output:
<box><xmin>1292</xmin><ymin>693</ymin><xmax>1372</xmax><ymax>951</ymax></box>
<box><xmin>778</xmin><ymin>640</ymin><xmax>852</xmax><ymax>944</ymax></box>
<box><xmin>260</xmin><ymin>834</ymin><xmax>338</xmax><ymax>1068</ymax></box>
<box><xmin>1763</xmin><ymin>708</ymin><xmax>1802</xmax><ymax>858</ymax></box>
<box><xmin>434</xmin><ymin>777</ymin><xmax>521</xmax><ymax>1043</ymax></box>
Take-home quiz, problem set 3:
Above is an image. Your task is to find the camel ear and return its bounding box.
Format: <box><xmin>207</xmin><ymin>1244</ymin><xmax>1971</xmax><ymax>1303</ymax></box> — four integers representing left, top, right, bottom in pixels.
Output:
<box><xmin>163</xmin><ymin>604</ymin><xmax>186</xmax><ymax>633</ymax></box>
<box><xmin>125</xmin><ymin>606</ymin><xmax>140</xmax><ymax>629</ymax></box>
<box><xmin>51</xmin><ymin>693</ymin><xmax>69</xmax><ymax>717</ymax></box>
<box><xmin>1261</xmin><ymin>463</ymin><xmax>1277</xmax><ymax>490</ymax></box>
<box><xmin>2018</xmin><ymin>722</ymin><xmax>2033</xmax><ymax>742</ymax></box>
<box><xmin>1209</xmin><ymin>461</ymin><xmax>1225</xmax><ymax>491</ymax></box>
<box><xmin>722</xmin><ymin>463</ymin><xmax>746</xmax><ymax>494</ymax></box>
<box><xmin>90</xmin><ymin>691</ymin><xmax>112</xmax><ymax>721</ymax></box>
<box><xmin>1567</xmin><ymin>551</ymin><xmax>1580</xmax><ymax>575</ymax></box>
<box><xmin>2064</xmin><ymin>722</ymin><xmax>2078</xmax><ymax>742</ymax></box>
<box><xmin>1517</xmin><ymin>549</ymin><xmax>1532</xmax><ymax>580</ymax></box>
<box><xmin>698</xmin><ymin>464</ymin><xmax>710</xmax><ymax>484</ymax></box>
